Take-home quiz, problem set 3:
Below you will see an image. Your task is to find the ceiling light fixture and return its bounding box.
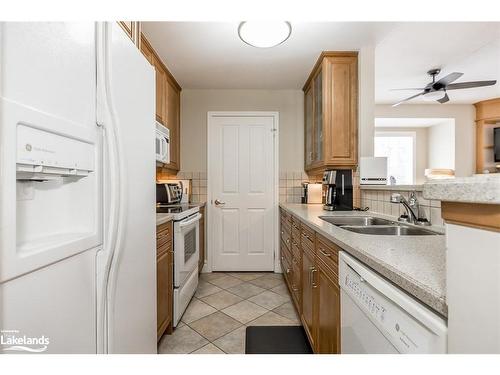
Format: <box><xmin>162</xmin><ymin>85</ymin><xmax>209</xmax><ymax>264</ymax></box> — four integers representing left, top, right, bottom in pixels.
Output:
<box><xmin>238</xmin><ymin>21</ymin><xmax>292</xmax><ymax>48</ymax></box>
<box><xmin>423</xmin><ymin>91</ymin><xmax>446</xmax><ymax>101</ymax></box>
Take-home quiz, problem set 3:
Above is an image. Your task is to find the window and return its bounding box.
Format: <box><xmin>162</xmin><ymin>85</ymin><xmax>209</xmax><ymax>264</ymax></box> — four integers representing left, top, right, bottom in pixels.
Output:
<box><xmin>374</xmin><ymin>132</ymin><xmax>416</xmax><ymax>185</ymax></box>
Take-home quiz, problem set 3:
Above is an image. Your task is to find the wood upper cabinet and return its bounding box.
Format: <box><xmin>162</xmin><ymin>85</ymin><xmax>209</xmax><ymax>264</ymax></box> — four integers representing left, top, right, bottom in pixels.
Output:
<box><xmin>140</xmin><ymin>34</ymin><xmax>154</xmax><ymax>64</ymax></box>
<box><xmin>303</xmin><ymin>52</ymin><xmax>358</xmax><ymax>174</ymax></box>
<box><xmin>304</xmin><ymin>85</ymin><xmax>314</xmax><ymax>170</ymax></box>
<box><xmin>153</xmin><ymin>55</ymin><xmax>167</xmax><ymax>125</ymax></box>
<box><xmin>165</xmin><ymin>77</ymin><xmax>181</xmax><ymax>171</ymax></box>
<box><xmin>118</xmin><ymin>22</ymin><xmax>141</xmax><ymax>47</ymax></box>
<box><xmin>139</xmin><ymin>33</ymin><xmax>182</xmax><ymax>172</ymax></box>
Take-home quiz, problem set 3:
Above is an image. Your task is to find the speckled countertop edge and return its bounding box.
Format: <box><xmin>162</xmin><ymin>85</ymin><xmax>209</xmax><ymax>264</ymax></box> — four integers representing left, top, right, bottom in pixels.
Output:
<box><xmin>156</xmin><ymin>213</ymin><xmax>174</xmax><ymax>226</ymax></box>
<box><xmin>280</xmin><ymin>203</ymin><xmax>448</xmax><ymax>317</ymax></box>
<box><xmin>423</xmin><ymin>175</ymin><xmax>500</xmax><ymax>204</ymax></box>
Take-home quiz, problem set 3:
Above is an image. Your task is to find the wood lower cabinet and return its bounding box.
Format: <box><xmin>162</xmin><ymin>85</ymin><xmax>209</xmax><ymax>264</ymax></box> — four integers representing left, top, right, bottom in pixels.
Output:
<box><xmin>301</xmin><ymin>247</ymin><xmax>317</xmax><ymax>348</ymax></box>
<box><xmin>279</xmin><ymin>208</ymin><xmax>341</xmax><ymax>354</ymax></box>
<box><xmin>316</xmin><ymin>260</ymin><xmax>341</xmax><ymax>354</ymax></box>
<box><xmin>199</xmin><ymin>206</ymin><xmax>205</xmax><ymax>272</ymax></box>
<box><xmin>157</xmin><ymin>221</ymin><xmax>173</xmax><ymax>341</ymax></box>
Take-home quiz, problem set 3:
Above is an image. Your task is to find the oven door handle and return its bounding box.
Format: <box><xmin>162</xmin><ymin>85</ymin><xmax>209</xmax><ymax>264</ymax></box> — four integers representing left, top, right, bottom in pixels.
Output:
<box><xmin>179</xmin><ymin>213</ymin><xmax>202</xmax><ymax>228</ymax></box>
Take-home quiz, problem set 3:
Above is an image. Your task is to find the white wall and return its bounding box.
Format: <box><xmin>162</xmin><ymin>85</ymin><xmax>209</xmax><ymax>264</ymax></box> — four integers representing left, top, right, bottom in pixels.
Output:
<box><xmin>375</xmin><ymin>104</ymin><xmax>476</xmax><ymax>177</ymax></box>
<box><xmin>428</xmin><ymin>120</ymin><xmax>455</xmax><ymax>170</ymax></box>
<box><xmin>375</xmin><ymin>126</ymin><xmax>429</xmax><ymax>184</ymax></box>
<box><xmin>180</xmin><ymin>89</ymin><xmax>304</xmax><ymax>173</ymax></box>
<box><xmin>359</xmin><ymin>46</ymin><xmax>376</xmax><ymax>158</ymax></box>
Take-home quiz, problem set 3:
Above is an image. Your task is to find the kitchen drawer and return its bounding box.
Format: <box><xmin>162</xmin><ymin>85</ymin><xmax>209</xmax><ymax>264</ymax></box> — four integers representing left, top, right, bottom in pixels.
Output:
<box><xmin>280</xmin><ymin>209</ymin><xmax>292</xmax><ymax>229</ymax></box>
<box><xmin>291</xmin><ymin>217</ymin><xmax>301</xmax><ymax>237</ymax></box>
<box><xmin>281</xmin><ymin>239</ymin><xmax>292</xmax><ymax>263</ymax></box>
<box><xmin>157</xmin><ymin>241</ymin><xmax>172</xmax><ymax>258</ymax></box>
<box><xmin>290</xmin><ymin>237</ymin><xmax>301</xmax><ymax>261</ymax></box>
<box><xmin>301</xmin><ymin>224</ymin><xmax>316</xmax><ymax>252</ymax></box>
<box><xmin>316</xmin><ymin>234</ymin><xmax>339</xmax><ymax>276</ymax></box>
<box><xmin>280</xmin><ymin>227</ymin><xmax>291</xmax><ymax>251</ymax></box>
<box><xmin>281</xmin><ymin>251</ymin><xmax>292</xmax><ymax>284</ymax></box>
<box><xmin>291</xmin><ymin>260</ymin><xmax>302</xmax><ymax>311</ymax></box>
<box><xmin>157</xmin><ymin>221</ymin><xmax>172</xmax><ymax>249</ymax></box>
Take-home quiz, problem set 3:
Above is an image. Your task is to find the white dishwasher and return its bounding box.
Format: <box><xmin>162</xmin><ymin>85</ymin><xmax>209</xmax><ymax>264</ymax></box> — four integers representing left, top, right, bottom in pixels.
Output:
<box><xmin>339</xmin><ymin>252</ymin><xmax>447</xmax><ymax>354</ymax></box>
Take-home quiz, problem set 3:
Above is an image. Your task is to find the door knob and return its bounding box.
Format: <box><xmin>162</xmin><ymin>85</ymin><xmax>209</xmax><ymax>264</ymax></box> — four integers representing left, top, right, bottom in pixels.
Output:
<box><xmin>214</xmin><ymin>199</ymin><xmax>226</xmax><ymax>206</ymax></box>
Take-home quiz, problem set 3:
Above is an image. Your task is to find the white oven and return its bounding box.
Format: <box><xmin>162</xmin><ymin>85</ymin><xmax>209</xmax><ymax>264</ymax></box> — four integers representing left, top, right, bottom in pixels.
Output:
<box><xmin>155</xmin><ymin>122</ymin><xmax>170</xmax><ymax>164</ymax></box>
<box><xmin>172</xmin><ymin>210</ymin><xmax>202</xmax><ymax>326</ymax></box>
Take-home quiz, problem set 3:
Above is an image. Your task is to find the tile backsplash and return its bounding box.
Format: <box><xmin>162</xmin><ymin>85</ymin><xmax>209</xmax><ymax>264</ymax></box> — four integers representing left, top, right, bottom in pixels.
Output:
<box><xmin>156</xmin><ymin>169</ymin><xmax>207</xmax><ymax>203</ymax></box>
<box><xmin>360</xmin><ymin>188</ymin><xmax>444</xmax><ymax>227</ymax></box>
<box><xmin>158</xmin><ymin>168</ymin><xmax>362</xmax><ymax>208</ymax></box>
<box><xmin>279</xmin><ymin>169</ymin><xmax>361</xmax><ymax>208</ymax></box>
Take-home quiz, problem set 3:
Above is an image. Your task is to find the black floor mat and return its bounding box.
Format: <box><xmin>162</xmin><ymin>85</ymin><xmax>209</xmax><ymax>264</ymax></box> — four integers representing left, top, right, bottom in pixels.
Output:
<box><xmin>245</xmin><ymin>326</ymin><xmax>313</xmax><ymax>354</ymax></box>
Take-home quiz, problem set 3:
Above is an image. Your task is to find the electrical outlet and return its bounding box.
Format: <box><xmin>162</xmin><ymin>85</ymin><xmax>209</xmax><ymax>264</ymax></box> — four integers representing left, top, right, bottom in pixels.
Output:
<box><xmin>16</xmin><ymin>182</ymin><xmax>35</xmax><ymax>201</ymax></box>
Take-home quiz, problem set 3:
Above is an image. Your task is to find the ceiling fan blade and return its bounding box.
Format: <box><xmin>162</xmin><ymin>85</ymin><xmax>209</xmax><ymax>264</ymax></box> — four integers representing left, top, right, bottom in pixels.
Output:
<box><xmin>392</xmin><ymin>92</ymin><xmax>424</xmax><ymax>107</ymax></box>
<box><xmin>446</xmin><ymin>80</ymin><xmax>497</xmax><ymax>90</ymax></box>
<box><xmin>390</xmin><ymin>88</ymin><xmax>426</xmax><ymax>91</ymax></box>
<box><xmin>434</xmin><ymin>72</ymin><xmax>463</xmax><ymax>86</ymax></box>
<box><xmin>437</xmin><ymin>92</ymin><xmax>449</xmax><ymax>104</ymax></box>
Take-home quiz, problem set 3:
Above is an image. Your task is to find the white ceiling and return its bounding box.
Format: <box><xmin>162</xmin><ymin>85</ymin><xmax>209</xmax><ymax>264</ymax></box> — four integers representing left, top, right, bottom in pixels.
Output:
<box><xmin>375</xmin><ymin>118</ymin><xmax>453</xmax><ymax>128</ymax></box>
<box><xmin>141</xmin><ymin>22</ymin><xmax>395</xmax><ymax>89</ymax></box>
<box><xmin>142</xmin><ymin>22</ymin><xmax>500</xmax><ymax>104</ymax></box>
<box><xmin>375</xmin><ymin>22</ymin><xmax>500</xmax><ymax>104</ymax></box>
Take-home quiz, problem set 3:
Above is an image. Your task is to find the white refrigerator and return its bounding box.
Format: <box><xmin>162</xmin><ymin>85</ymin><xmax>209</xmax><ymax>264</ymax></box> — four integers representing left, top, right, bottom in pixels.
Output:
<box><xmin>0</xmin><ymin>22</ymin><xmax>157</xmax><ymax>353</ymax></box>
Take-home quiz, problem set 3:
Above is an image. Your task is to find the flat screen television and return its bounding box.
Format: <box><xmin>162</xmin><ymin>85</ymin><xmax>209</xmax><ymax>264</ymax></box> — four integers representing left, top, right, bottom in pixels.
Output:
<box><xmin>495</xmin><ymin>127</ymin><xmax>500</xmax><ymax>162</ymax></box>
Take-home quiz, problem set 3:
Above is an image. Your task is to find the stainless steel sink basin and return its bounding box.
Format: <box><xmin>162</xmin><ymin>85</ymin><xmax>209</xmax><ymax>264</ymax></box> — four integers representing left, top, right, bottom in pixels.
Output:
<box><xmin>341</xmin><ymin>226</ymin><xmax>440</xmax><ymax>236</ymax></box>
<box><xmin>319</xmin><ymin>216</ymin><xmax>396</xmax><ymax>226</ymax></box>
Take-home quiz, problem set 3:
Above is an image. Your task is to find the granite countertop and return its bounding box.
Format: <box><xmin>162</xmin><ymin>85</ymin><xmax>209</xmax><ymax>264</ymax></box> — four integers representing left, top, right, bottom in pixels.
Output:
<box><xmin>156</xmin><ymin>213</ymin><xmax>174</xmax><ymax>226</ymax></box>
<box><xmin>423</xmin><ymin>175</ymin><xmax>500</xmax><ymax>204</ymax></box>
<box><xmin>280</xmin><ymin>203</ymin><xmax>448</xmax><ymax>317</ymax></box>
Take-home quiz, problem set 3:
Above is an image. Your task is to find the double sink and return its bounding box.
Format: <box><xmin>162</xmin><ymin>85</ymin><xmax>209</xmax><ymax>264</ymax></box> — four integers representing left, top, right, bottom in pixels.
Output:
<box><xmin>319</xmin><ymin>216</ymin><xmax>442</xmax><ymax>236</ymax></box>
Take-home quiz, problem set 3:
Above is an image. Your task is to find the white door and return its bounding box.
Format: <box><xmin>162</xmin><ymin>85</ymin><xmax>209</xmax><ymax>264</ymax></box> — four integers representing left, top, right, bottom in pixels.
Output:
<box><xmin>208</xmin><ymin>113</ymin><xmax>277</xmax><ymax>271</ymax></box>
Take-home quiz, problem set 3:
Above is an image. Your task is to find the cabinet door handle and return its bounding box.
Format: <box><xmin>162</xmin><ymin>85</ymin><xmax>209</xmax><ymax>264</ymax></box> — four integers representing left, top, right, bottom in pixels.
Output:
<box><xmin>308</xmin><ymin>266</ymin><xmax>314</xmax><ymax>286</ymax></box>
<box><xmin>311</xmin><ymin>268</ymin><xmax>318</xmax><ymax>288</ymax></box>
<box><xmin>319</xmin><ymin>248</ymin><xmax>332</xmax><ymax>258</ymax></box>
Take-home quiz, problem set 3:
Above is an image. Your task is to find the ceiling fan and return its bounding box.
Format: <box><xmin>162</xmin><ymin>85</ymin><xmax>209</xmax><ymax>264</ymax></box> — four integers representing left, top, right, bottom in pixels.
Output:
<box><xmin>392</xmin><ymin>69</ymin><xmax>497</xmax><ymax>107</ymax></box>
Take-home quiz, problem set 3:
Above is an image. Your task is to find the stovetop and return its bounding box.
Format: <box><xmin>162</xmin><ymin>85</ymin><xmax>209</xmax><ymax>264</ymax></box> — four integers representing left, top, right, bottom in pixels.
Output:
<box><xmin>156</xmin><ymin>204</ymin><xmax>200</xmax><ymax>220</ymax></box>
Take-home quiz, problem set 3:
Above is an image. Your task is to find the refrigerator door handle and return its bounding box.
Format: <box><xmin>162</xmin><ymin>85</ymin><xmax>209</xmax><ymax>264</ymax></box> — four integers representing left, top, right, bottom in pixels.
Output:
<box><xmin>96</xmin><ymin>22</ymin><xmax>128</xmax><ymax>354</ymax></box>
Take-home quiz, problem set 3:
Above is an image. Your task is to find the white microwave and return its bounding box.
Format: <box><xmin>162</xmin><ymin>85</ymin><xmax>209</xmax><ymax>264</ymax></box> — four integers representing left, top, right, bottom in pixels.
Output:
<box><xmin>155</xmin><ymin>122</ymin><xmax>170</xmax><ymax>165</ymax></box>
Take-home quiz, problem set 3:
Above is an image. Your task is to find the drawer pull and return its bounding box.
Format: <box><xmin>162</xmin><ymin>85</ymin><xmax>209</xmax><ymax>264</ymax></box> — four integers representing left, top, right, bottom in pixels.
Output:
<box><xmin>319</xmin><ymin>248</ymin><xmax>332</xmax><ymax>257</ymax></box>
<box><xmin>311</xmin><ymin>268</ymin><xmax>318</xmax><ymax>288</ymax></box>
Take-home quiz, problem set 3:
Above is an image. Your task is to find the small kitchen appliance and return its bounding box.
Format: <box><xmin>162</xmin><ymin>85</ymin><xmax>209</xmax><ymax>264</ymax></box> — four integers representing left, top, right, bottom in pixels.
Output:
<box><xmin>301</xmin><ymin>182</ymin><xmax>322</xmax><ymax>204</ymax></box>
<box><xmin>155</xmin><ymin>122</ymin><xmax>170</xmax><ymax>165</ymax></box>
<box><xmin>322</xmin><ymin>170</ymin><xmax>353</xmax><ymax>211</ymax></box>
<box><xmin>360</xmin><ymin>157</ymin><xmax>388</xmax><ymax>185</ymax></box>
<box><xmin>156</xmin><ymin>180</ymin><xmax>191</xmax><ymax>204</ymax></box>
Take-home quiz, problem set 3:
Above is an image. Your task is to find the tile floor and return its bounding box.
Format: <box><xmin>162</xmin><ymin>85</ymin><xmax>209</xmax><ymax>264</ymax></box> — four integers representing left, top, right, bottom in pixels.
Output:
<box><xmin>158</xmin><ymin>272</ymin><xmax>301</xmax><ymax>354</ymax></box>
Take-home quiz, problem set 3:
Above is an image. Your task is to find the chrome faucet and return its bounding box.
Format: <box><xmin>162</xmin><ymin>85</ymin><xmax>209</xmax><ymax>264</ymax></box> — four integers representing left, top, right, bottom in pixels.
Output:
<box><xmin>390</xmin><ymin>192</ymin><xmax>431</xmax><ymax>226</ymax></box>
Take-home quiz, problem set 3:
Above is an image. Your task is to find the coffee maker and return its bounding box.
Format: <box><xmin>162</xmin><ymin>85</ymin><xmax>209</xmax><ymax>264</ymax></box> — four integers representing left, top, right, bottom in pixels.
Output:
<box><xmin>322</xmin><ymin>170</ymin><xmax>353</xmax><ymax>211</ymax></box>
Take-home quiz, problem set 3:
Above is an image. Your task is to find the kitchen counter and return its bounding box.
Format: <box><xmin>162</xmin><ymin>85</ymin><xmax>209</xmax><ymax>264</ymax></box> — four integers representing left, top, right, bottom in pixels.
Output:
<box><xmin>156</xmin><ymin>213</ymin><xmax>174</xmax><ymax>226</ymax></box>
<box><xmin>423</xmin><ymin>175</ymin><xmax>500</xmax><ymax>204</ymax></box>
<box><xmin>279</xmin><ymin>203</ymin><xmax>448</xmax><ymax>317</ymax></box>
